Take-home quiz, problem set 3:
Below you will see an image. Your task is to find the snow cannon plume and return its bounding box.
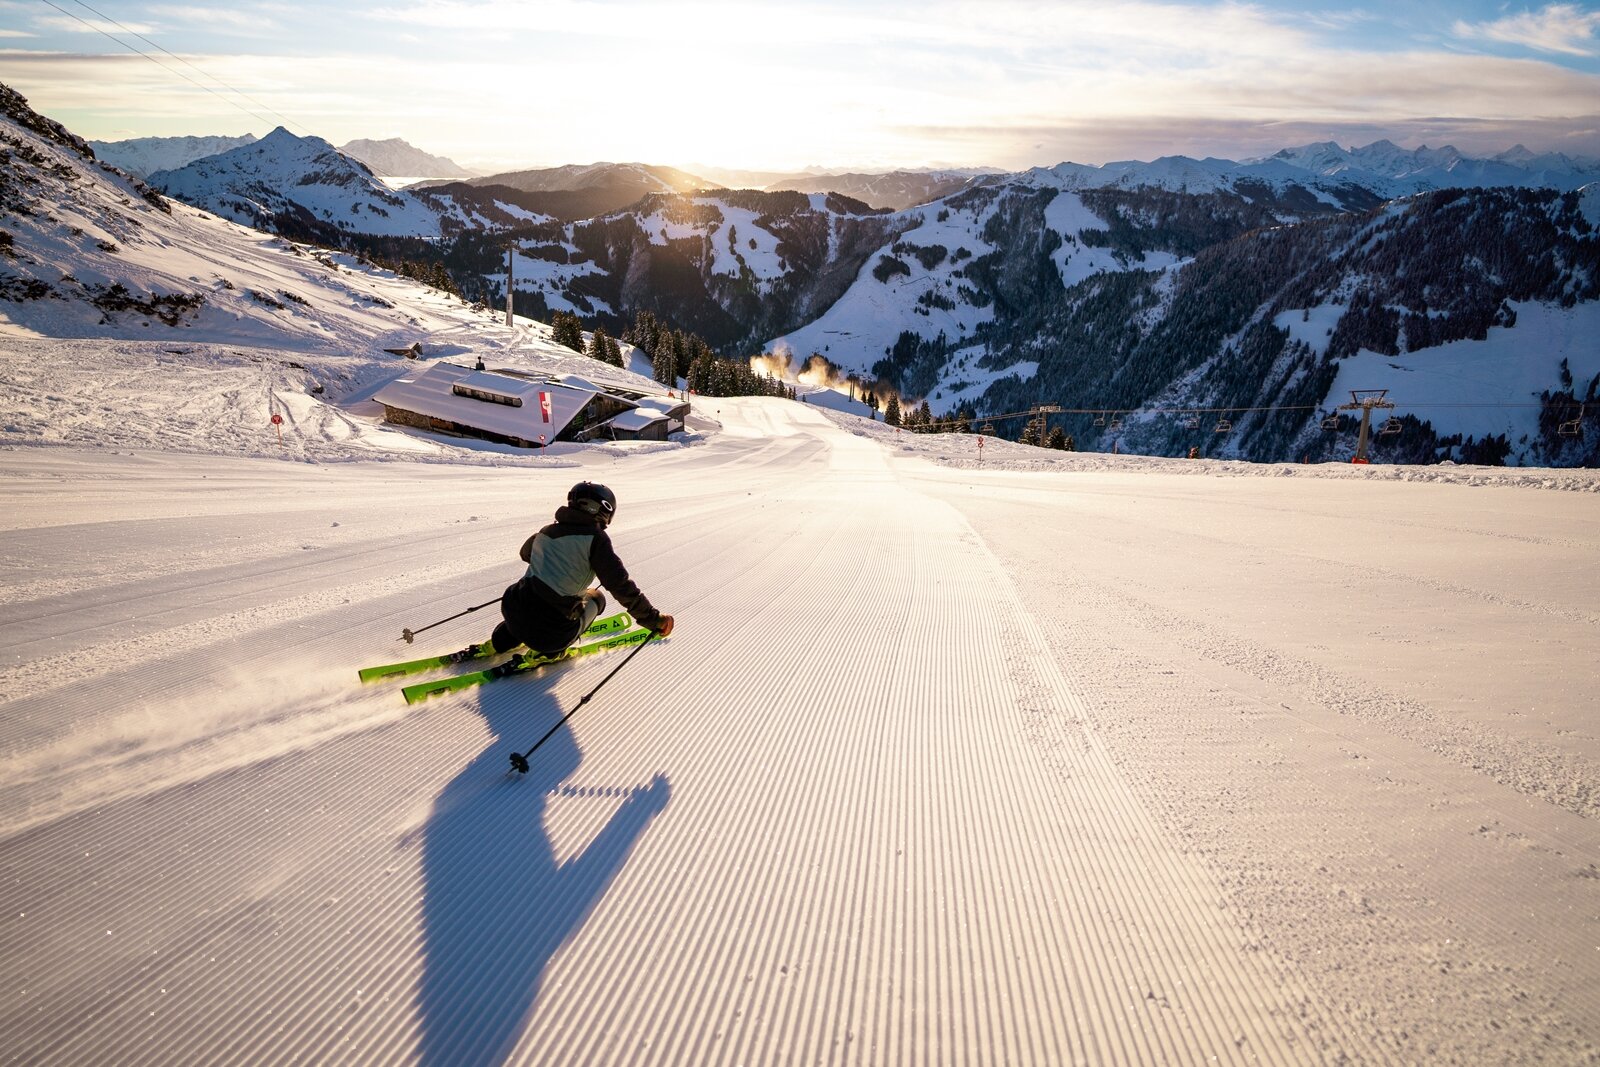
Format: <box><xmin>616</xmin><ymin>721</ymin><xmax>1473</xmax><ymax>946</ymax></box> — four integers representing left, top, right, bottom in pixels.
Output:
<box><xmin>748</xmin><ymin>348</ymin><xmax>792</xmax><ymax>380</ymax></box>
<box><xmin>797</xmin><ymin>354</ymin><xmax>853</xmax><ymax>391</ymax></box>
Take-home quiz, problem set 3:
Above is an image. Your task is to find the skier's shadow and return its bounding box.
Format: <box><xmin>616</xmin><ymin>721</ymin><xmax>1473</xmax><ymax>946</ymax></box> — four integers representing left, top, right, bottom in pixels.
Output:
<box><xmin>416</xmin><ymin>667</ymin><xmax>670</xmax><ymax>1066</ymax></box>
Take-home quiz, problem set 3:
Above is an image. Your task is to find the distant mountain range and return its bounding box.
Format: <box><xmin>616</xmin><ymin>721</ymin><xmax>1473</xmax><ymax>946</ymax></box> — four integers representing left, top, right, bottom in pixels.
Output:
<box><xmin>91</xmin><ymin>126</ymin><xmax>1600</xmax><ymax>213</ymax></box>
<box><xmin>416</xmin><ymin>162</ymin><xmax>719</xmax><ymax>222</ymax></box>
<box><xmin>7</xmin><ymin>84</ymin><xmax>1596</xmax><ymax>466</ymax></box>
<box><xmin>1017</xmin><ymin>140</ymin><xmax>1600</xmax><ymax>200</ymax></box>
<box><xmin>150</xmin><ymin>127</ymin><xmax>448</xmax><ymax>238</ymax></box>
<box><xmin>1256</xmin><ymin>140</ymin><xmax>1599</xmax><ymax>191</ymax></box>
<box><xmin>766</xmin><ymin>170</ymin><xmax>985</xmax><ymax>210</ymax></box>
<box><xmin>338</xmin><ymin>137</ymin><xmax>477</xmax><ymax>179</ymax></box>
<box><xmin>92</xmin><ymin>132</ymin><xmax>476</xmax><ymax>182</ymax></box>
<box><xmin>89</xmin><ymin>133</ymin><xmax>258</xmax><ymax>178</ymax></box>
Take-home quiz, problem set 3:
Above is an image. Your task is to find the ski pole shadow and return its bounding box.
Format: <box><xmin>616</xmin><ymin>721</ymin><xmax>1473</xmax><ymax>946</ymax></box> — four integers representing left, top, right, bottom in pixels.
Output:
<box><xmin>416</xmin><ymin>665</ymin><xmax>670</xmax><ymax>1067</ymax></box>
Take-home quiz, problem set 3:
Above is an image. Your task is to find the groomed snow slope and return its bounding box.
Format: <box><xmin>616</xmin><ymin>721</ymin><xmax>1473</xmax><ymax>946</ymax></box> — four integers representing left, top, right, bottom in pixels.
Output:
<box><xmin>2</xmin><ymin>401</ymin><xmax>1597</xmax><ymax>1065</ymax></box>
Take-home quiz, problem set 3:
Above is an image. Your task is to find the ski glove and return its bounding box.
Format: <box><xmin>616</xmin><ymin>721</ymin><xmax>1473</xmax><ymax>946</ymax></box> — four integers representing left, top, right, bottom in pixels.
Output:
<box><xmin>650</xmin><ymin>615</ymin><xmax>674</xmax><ymax>637</ymax></box>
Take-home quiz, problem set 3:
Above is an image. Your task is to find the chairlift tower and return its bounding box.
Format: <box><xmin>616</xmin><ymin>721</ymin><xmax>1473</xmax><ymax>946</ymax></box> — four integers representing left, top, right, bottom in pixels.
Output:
<box><xmin>1032</xmin><ymin>403</ymin><xmax>1061</xmax><ymax>439</ymax></box>
<box><xmin>505</xmin><ymin>242</ymin><xmax>514</xmax><ymax>326</ymax></box>
<box><xmin>1337</xmin><ymin>389</ymin><xmax>1396</xmax><ymax>463</ymax></box>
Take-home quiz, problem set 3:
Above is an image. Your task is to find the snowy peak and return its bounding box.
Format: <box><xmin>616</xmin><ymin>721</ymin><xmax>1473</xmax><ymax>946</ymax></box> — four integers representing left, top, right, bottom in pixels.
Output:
<box><xmin>1007</xmin><ymin>139</ymin><xmax>1600</xmax><ymax>205</ymax></box>
<box><xmin>1252</xmin><ymin>139</ymin><xmax>1600</xmax><ymax>192</ymax></box>
<box><xmin>0</xmin><ymin>86</ymin><xmax>404</xmax><ymax>343</ymax></box>
<box><xmin>150</xmin><ymin>127</ymin><xmax>444</xmax><ymax>239</ymax></box>
<box><xmin>88</xmin><ymin>133</ymin><xmax>258</xmax><ymax>179</ymax></box>
<box><xmin>338</xmin><ymin>137</ymin><xmax>476</xmax><ymax>180</ymax></box>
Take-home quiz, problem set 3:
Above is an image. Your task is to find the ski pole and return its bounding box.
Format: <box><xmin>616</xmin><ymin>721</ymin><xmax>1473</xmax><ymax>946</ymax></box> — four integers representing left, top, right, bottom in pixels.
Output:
<box><xmin>399</xmin><ymin>595</ymin><xmax>502</xmax><ymax>644</ymax></box>
<box><xmin>509</xmin><ymin>631</ymin><xmax>658</xmax><ymax>775</ymax></box>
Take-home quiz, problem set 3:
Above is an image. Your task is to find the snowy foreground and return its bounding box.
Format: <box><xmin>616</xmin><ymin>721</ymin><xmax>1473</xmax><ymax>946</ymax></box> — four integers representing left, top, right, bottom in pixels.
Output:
<box><xmin>2</xmin><ymin>399</ymin><xmax>1598</xmax><ymax>1065</ymax></box>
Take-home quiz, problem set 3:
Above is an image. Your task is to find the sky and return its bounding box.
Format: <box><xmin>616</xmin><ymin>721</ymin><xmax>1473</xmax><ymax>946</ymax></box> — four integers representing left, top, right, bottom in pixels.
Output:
<box><xmin>2</xmin><ymin>0</ymin><xmax>1598</xmax><ymax>173</ymax></box>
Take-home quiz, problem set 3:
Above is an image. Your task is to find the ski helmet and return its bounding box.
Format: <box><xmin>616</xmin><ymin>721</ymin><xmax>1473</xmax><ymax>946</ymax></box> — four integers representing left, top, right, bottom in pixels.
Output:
<box><xmin>567</xmin><ymin>481</ymin><xmax>617</xmax><ymax>522</ymax></box>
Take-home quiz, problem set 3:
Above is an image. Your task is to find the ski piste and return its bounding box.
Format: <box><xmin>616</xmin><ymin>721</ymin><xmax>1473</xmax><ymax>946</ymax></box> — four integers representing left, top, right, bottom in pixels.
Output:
<box><xmin>401</xmin><ymin>625</ymin><xmax>654</xmax><ymax>705</ymax></box>
<box><xmin>357</xmin><ymin>612</ymin><xmax>633</xmax><ymax>682</ymax></box>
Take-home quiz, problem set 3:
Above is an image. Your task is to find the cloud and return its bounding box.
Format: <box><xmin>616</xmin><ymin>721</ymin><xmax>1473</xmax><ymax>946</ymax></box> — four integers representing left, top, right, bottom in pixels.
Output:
<box><xmin>0</xmin><ymin>29</ymin><xmax>36</xmax><ymax>38</ymax></box>
<box><xmin>7</xmin><ymin>0</ymin><xmax>1600</xmax><ymax>169</ymax></box>
<box><xmin>147</xmin><ymin>6</ymin><xmax>280</xmax><ymax>34</ymax></box>
<box><xmin>1452</xmin><ymin>3</ymin><xmax>1600</xmax><ymax>57</ymax></box>
<box><xmin>35</xmin><ymin>16</ymin><xmax>157</xmax><ymax>35</ymax></box>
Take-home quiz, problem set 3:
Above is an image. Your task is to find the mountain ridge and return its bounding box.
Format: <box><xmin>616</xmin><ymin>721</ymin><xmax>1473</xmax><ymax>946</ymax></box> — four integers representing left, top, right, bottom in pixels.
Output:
<box><xmin>338</xmin><ymin>137</ymin><xmax>476</xmax><ymax>179</ymax></box>
<box><xmin>90</xmin><ymin>133</ymin><xmax>258</xmax><ymax>178</ymax></box>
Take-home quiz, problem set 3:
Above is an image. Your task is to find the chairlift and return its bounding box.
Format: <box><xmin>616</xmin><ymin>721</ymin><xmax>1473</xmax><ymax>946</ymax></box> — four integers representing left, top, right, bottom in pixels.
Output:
<box><xmin>979</xmin><ymin>421</ymin><xmax>995</xmax><ymax>434</ymax></box>
<box><xmin>1214</xmin><ymin>417</ymin><xmax>1232</xmax><ymax>434</ymax></box>
<box><xmin>1183</xmin><ymin>414</ymin><xmax>1200</xmax><ymax>431</ymax></box>
<box><xmin>1092</xmin><ymin>411</ymin><xmax>1106</xmax><ymax>428</ymax></box>
<box><xmin>1558</xmin><ymin>405</ymin><xmax>1584</xmax><ymax>437</ymax></box>
<box><xmin>1108</xmin><ymin>417</ymin><xmax>1125</xmax><ymax>431</ymax></box>
<box><xmin>1321</xmin><ymin>413</ymin><xmax>1339</xmax><ymax>431</ymax></box>
<box><xmin>1379</xmin><ymin>416</ymin><xmax>1402</xmax><ymax>437</ymax></box>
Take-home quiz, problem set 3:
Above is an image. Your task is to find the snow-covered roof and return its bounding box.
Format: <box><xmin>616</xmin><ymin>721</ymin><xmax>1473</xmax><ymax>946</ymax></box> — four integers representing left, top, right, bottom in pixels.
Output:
<box><xmin>372</xmin><ymin>362</ymin><xmax>596</xmax><ymax>441</ymax></box>
<box><xmin>608</xmin><ymin>405</ymin><xmax>672</xmax><ymax>431</ymax></box>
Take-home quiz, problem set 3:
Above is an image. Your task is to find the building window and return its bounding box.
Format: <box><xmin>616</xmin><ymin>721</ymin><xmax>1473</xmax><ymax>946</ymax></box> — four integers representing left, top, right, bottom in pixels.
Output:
<box><xmin>452</xmin><ymin>384</ymin><xmax>523</xmax><ymax>407</ymax></box>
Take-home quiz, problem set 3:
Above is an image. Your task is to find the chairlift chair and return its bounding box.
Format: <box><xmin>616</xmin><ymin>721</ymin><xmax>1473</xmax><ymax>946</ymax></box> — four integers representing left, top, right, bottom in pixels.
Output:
<box><xmin>1558</xmin><ymin>405</ymin><xmax>1584</xmax><ymax>437</ymax></box>
<box><xmin>1214</xmin><ymin>417</ymin><xmax>1232</xmax><ymax>434</ymax></box>
<box><xmin>1321</xmin><ymin>413</ymin><xmax>1339</xmax><ymax>431</ymax></box>
<box><xmin>980</xmin><ymin>421</ymin><xmax>995</xmax><ymax>434</ymax></box>
<box><xmin>1379</xmin><ymin>417</ymin><xmax>1402</xmax><ymax>437</ymax></box>
<box><xmin>1183</xmin><ymin>414</ymin><xmax>1200</xmax><ymax>431</ymax></box>
<box><xmin>1108</xmin><ymin>417</ymin><xmax>1125</xmax><ymax>431</ymax></box>
<box><xmin>1093</xmin><ymin>412</ymin><xmax>1106</xmax><ymax>427</ymax></box>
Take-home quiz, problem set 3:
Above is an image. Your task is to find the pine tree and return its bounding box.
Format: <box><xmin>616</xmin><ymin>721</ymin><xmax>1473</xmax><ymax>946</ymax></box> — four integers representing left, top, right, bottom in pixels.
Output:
<box><xmin>605</xmin><ymin>334</ymin><xmax>624</xmax><ymax>367</ymax></box>
<box><xmin>1020</xmin><ymin>417</ymin><xmax>1042</xmax><ymax>446</ymax></box>
<box><xmin>885</xmin><ymin>393</ymin><xmax>902</xmax><ymax>427</ymax></box>
<box><xmin>653</xmin><ymin>346</ymin><xmax>675</xmax><ymax>386</ymax></box>
<box><xmin>550</xmin><ymin>311</ymin><xmax>584</xmax><ymax>352</ymax></box>
<box><xmin>586</xmin><ymin>326</ymin><xmax>611</xmax><ymax>363</ymax></box>
<box><xmin>1047</xmin><ymin>426</ymin><xmax>1066</xmax><ymax>449</ymax></box>
<box><xmin>1062</xmin><ymin>433</ymin><xmax>1076</xmax><ymax>452</ymax></box>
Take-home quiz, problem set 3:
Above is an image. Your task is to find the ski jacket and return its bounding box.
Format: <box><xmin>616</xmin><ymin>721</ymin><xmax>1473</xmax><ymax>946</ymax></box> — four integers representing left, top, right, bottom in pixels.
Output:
<box><xmin>512</xmin><ymin>504</ymin><xmax>663</xmax><ymax>631</ymax></box>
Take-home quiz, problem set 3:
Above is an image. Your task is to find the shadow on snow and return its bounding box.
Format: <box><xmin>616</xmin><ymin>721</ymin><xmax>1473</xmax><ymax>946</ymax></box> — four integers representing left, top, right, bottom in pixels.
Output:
<box><xmin>417</xmin><ymin>662</ymin><xmax>669</xmax><ymax>1065</ymax></box>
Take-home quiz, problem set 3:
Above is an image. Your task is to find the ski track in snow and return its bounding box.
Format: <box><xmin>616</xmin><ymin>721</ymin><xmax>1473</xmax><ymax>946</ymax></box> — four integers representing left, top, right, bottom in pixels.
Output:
<box><xmin>1</xmin><ymin>399</ymin><xmax>1596</xmax><ymax>1064</ymax></box>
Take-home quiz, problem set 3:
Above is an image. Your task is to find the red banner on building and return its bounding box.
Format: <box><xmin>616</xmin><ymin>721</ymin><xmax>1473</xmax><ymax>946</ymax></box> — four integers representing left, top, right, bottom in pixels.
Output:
<box><xmin>539</xmin><ymin>391</ymin><xmax>552</xmax><ymax>423</ymax></box>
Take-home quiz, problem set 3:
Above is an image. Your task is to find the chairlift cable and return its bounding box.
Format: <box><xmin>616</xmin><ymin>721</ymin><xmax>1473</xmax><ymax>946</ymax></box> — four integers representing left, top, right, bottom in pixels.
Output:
<box><xmin>39</xmin><ymin>0</ymin><xmax>311</xmax><ymax>136</ymax></box>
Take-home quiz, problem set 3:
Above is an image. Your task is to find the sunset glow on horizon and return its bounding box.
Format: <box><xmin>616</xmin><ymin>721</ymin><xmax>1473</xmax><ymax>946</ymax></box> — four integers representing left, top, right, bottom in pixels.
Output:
<box><xmin>3</xmin><ymin>0</ymin><xmax>1598</xmax><ymax>172</ymax></box>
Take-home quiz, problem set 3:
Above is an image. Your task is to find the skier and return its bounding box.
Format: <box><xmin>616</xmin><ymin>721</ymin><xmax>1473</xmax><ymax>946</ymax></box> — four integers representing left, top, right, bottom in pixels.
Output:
<box><xmin>481</xmin><ymin>481</ymin><xmax>673</xmax><ymax>661</ymax></box>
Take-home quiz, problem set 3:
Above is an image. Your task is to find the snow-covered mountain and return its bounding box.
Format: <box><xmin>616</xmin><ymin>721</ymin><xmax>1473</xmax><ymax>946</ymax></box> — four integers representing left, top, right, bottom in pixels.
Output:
<box><xmin>1256</xmin><ymin>139</ymin><xmax>1600</xmax><ymax>192</ymax></box>
<box><xmin>1014</xmin><ymin>141</ymin><xmax>1600</xmax><ymax>203</ymax></box>
<box><xmin>766</xmin><ymin>170</ymin><xmax>984</xmax><ymax>210</ymax></box>
<box><xmin>761</xmin><ymin>178</ymin><xmax>1599</xmax><ymax>466</ymax></box>
<box><xmin>489</xmin><ymin>189</ymin><xmax>908</xmax><ymax>346</ymax></box>
<box><xmin>130</xmin><ymin>125</ymin><xmax>552</xmax><ymax>242</ymax></box>
<box><xmin>417</xmin><ymin>160</ymin><xmax>1596</xmax><ymax>465</ymax></box>
<box><xmin>21</xmin><ymin>77</ymin><xmax>1594</xmax><ymax>466</ymax></box>
<box><xmin>150</xmin><ymin>127</ymin><xmax>446</xmax><ymax>239</ymax></box>
<box><xmin>338</xmin><ymin>137</ymin><xmax>476</xmax><ymax>180</ymax></box>
<box><xmin>0</xmin><ymin>84</ymin><xmax>649</xmax><ymax>459</ymax></box>
<box><xmin>88</xmin><ymin>133</ymin><xmax>258</xmax><ymax>178</ymax></box>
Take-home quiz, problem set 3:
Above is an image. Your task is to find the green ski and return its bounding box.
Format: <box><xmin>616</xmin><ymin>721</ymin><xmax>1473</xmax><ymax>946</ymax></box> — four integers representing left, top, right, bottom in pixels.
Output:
<box><xmin>401</xmin><ymin>626</ymin><xmax>653</xmax><ymax>705</ymax></box>
<box><xmin>358</xmin><ymin>612</ymin><xmax>633</xmax><ymax>683</ymax></box>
